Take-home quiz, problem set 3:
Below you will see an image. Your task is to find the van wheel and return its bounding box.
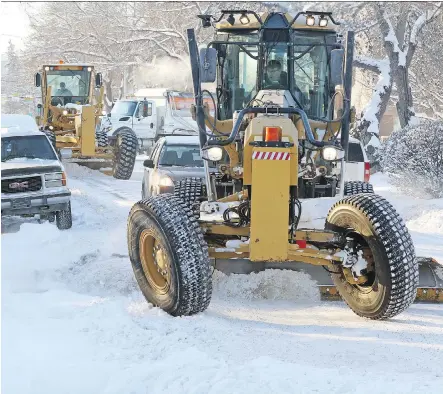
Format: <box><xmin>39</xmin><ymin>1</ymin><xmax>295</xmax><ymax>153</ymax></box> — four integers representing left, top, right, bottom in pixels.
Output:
<box><xmin>344</xmin><ymin>181</ymin><xmax>374</xmax><ymax>195</ymax></box>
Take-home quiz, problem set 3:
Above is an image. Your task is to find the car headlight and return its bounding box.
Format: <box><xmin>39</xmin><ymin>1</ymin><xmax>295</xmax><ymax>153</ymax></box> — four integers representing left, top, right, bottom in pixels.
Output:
<box><xmin>322</xmin><ymin>146</ymin><xmax>345</xmax><ymax>161</ymax></box>
<box><xmin>159</xmin><ymin>176</ymin><xmax>174</xmax><ymax>187</ymax></box>
<box><xmin>202</xmin><ymin>146</ymin><xmax>223</xmax><ymax>162</ymax></box>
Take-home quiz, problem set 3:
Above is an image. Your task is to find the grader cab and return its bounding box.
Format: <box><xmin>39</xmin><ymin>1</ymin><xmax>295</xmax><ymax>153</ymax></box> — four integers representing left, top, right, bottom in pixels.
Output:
<box><xmin>34</xmin><ymin>62</ymin><xmax>137</xmax><ymax>180</ymax></box>
<box><xmin>126</xmin><ymin>10</ymin><xmax>442</xmax><ymax>320</ymax></box>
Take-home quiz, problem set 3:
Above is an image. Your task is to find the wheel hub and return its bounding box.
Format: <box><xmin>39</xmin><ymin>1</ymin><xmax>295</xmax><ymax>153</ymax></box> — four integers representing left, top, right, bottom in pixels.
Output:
<box><xmin>341</xmin><ymin>237</ymin><xmax>373</xmax><ymax>286</ymax></box>
<box><xmin>139</xmin><ymin>229</ymin><xmax>170</xmax><ymax>294</ymax></box>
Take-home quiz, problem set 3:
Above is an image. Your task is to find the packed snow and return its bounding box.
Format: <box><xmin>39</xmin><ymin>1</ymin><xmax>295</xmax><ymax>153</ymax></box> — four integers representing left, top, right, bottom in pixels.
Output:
<box><xmin>2</xmin><ymin>159</ymin><xmax>443</xmax><ymax>394</ymax></box>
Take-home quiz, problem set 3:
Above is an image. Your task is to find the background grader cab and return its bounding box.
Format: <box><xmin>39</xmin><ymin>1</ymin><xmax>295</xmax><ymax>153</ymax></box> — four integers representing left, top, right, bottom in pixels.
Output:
<box><xmin>127</xmin><ymin>10</ymin><xmax>442</xmax><ymax>319</ymax></box>
<box><xmin>34</xmin><ymin>62</ymin><xmax>138</xmax><ymax>180</ymax></box>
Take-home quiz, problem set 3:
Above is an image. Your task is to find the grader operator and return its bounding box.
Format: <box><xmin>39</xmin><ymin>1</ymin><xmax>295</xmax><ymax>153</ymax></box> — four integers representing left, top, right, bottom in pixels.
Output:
<box><xmin>126</xmin><ymin>10</ymin><xmax>442</xmax><ymax>320</ymax></box>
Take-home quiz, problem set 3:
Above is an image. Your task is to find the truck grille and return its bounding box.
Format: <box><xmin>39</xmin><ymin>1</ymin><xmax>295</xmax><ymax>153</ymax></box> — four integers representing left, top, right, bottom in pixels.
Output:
<box><xmin>1</xmin><ymin>176</ymin><xmax>42</xmax><ymax>194</ymax></box>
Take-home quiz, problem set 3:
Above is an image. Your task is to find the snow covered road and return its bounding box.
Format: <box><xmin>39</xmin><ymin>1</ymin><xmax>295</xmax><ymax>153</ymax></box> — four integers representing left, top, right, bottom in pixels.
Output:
<box><xmin>2</xmin><ymin>160</ymin><xmax>443</xmax><ymax>394</ymax></box>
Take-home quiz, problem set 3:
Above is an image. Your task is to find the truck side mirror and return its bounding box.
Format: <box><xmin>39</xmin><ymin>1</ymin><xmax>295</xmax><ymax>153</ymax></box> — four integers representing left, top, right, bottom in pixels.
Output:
<box><xmin>95</xmin><ymin>72</ymin><xmax>103</xmax><ymax>88</ymax></box>
<box><xmin>200</xmin><ymin>48</ymin><xmax>217</xmax><ymax>83</ymax></box>
<box><xmin>35</xmin><ymin>73</ymin><xmax>41</xmax><ymax>87</ymax></box>
<box><xmin>330</xmin><ymin>49</ymin><xmax>344</xmax><ymax>89</ymax></box>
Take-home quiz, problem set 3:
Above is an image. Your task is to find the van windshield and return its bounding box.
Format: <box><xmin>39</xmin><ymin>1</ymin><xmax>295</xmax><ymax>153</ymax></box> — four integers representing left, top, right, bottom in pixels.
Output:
<box><xmin>1</xmin><ymin>135</ymin><xmax>57</xmax><ymax>162</ymax></box>
<box><xmin>348</xmin><ymin>143</ymin><xmax>365</xmax><ymax>162</ymax></box>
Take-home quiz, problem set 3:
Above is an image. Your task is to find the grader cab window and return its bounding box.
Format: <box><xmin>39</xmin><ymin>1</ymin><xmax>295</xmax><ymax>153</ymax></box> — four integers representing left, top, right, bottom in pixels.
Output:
<box><xmin>46</xmin><ymin>68</ymin><xmax>91</xmax><ymax>106</ymax></box>
<box><xmin>293</xmin><ymin>34</ymin><xmax>332</xmax><ymax>119</ymax></box>
<box><xmin>263</xmin><ymin>44</ymin><xmax>289</xmax><ymax>89</ymax></box>
<box><xmin>219</xmin><ymin>34</ymin><xmax>258</xmax><ymax>120</ymax></box>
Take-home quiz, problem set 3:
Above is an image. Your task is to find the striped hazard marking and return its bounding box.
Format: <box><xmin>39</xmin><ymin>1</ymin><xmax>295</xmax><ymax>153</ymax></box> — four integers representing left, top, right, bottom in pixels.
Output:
<box><xmin>252</xmin><ymin>151</ymin><xmax>291</xmax><ymax>160</ymax></box>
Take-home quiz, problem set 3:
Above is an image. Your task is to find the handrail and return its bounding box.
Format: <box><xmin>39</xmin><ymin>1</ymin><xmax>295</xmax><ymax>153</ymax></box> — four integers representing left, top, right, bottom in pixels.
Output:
<box><xmin>207</xmin><ymin>107</ymin><xmax>336</xmax><ymax>147</ymax></box>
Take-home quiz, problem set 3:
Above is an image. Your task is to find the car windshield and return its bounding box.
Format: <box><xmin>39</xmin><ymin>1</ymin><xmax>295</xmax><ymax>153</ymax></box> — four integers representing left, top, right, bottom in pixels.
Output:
<box><xmin>1</xmin><ymin>135</ymin><xmax>57</xmax><ymax>162</ymax></box>
<box><xmin>158</xmin><ymin>144</ymin><xmax>216</xmax><ymax>167</ymax></box>
<box><xmin>112</xmin><ymin>101</ymin><xmax>137</xmax><ymax>117</ymax></box>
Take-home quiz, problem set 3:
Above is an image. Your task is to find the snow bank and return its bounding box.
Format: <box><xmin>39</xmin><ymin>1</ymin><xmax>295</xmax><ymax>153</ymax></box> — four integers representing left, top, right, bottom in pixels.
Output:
<box><xmin>2</xmin><ymin>158</ymin><xmax>443</xmax><ymax>394</ymax></box>
<box><xmin>212</xmin><ymin>269</ymin><xmax>320</xmax><ymax>302</ymax></box>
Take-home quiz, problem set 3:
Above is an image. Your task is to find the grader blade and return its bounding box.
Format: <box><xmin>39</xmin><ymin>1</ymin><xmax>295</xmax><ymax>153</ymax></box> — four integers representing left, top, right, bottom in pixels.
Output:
<box><xmin>212</xmin><ymin>257</ymin><xmax>443</xmax><ymax>303</ymax></box>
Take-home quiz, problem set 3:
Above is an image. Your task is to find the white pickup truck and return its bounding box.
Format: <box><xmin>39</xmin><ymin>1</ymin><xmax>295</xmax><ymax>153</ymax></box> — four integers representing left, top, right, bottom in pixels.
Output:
<box><xmin>101</xmin><ymin>89</ymin><xmax>214</xmax><ymax>153</ymax></box>
<box><xmin>1</xmin><ymin>114</ymin><xmax>72</xmax><ymax>230</ymax></box>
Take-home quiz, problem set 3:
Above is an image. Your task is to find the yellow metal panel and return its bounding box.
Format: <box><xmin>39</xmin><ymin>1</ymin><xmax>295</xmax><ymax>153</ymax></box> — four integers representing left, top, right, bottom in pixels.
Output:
<box><xmin>243</xmin><ymin>116</ymin><xmax>298</xmax><ymax>186</ymax></box>
<box><xmin>250</xmin><ymin>148</ymin><xmax>291</xmax><ymax>261</ymax></box>
<box><xmin>79</xmin><ymin>106</ymin><xmax>96</xmax><ymax>156</ymax></box>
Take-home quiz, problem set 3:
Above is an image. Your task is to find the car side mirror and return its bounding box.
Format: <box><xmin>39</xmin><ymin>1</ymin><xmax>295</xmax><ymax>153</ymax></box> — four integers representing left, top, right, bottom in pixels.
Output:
<box><xmin>200</xmin><ymin>48</ymin><xmax>217</xmax><ymax>83</ymax></box>
<box><xmin>59</xmin><ymin>148</ymin><xmax>73</xmax><ymax>159</ymax></box>
<box><xmin>35</xmin><ymin>73</ymin><xmax>41</xmax><ymax>87</ymax></box>
<box><xmin>143</xmin><ymin>159</ymin><xmax>154</xmax><ymax>168</ymax></box>
<box><xmin>330</xmin><ymin>49</ymin><xmax>344</xmax><ymax>89</ymax></box>
<box><xmin>95</xmin><ymin>72</ymin><xmax>103</xmax><ymax>88</ymax></box>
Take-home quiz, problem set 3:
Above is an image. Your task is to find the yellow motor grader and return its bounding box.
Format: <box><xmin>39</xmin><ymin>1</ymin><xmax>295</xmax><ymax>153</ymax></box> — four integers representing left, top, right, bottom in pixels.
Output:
<box><xmin>34</xmin><ymin>62</ymin><xmax>138</xmax><ymax>179</ymax></box>
<box><xmin>127</xmin><ymin>10</ymin><xmax>442</xmax><ymax>319</ymax></box>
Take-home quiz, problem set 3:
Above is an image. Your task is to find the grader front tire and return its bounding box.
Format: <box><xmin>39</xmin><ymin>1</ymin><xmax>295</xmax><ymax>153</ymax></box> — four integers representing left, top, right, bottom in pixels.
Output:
<box><xmin>325</xmin><ymin>193</ymin><xmax>418</xmax><ymax>320</ymax></box>
<box><xmin>127</xmin><ymin>194</ymin><xmax>212</xmax><ymax>316</ymax></box>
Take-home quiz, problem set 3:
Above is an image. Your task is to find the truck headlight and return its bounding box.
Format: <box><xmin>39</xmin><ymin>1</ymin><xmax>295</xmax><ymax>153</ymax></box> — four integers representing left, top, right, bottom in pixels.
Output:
<box><xmin>322</xmin><ymin>146</ymin><xmax>345</xmax><ymax>161</ymax></box>
<box><xmin>202</xmin><ymin>146</ymin><xmax>223</xmax><ymax>162</ymax></box>
<box><xmin>45</xmin><ymin>172</ymin><xmax>67</xmax><ymax>187</ymax></box>
<box><xmin>159</xmin><ymin>176</ymin><xmax>174</xmax><ymax>187</ymax></box>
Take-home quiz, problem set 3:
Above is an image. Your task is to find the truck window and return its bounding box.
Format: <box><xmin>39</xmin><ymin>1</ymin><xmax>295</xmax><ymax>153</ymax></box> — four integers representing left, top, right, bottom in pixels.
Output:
<box><xmin>112</xmin><ymin>101</ymin><xmax>137</xmax><ymax>117</ymax></box>
<box><xmin>1</xmin><ymin>135</ymin><xmax>57</xmax><ymax>162</ymax></box>
<box><xmin>348</xmin><ymin>142</ymin><xmax>365</xmax><ymax>162</ymax></box>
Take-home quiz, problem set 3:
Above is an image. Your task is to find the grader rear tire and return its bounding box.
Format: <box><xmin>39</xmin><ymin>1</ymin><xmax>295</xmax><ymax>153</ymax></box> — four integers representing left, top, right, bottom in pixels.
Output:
<box><xmin>344</xmin><ymin>181</ymin><xmax>374</xmax><ymax>195</ymax></box>
<box><xmin>174</xmin><ymin>177</ymin><xmax>206</xmax><ymax>218</ymax></box>
<box><xmin>325</xmin><ymin>193</ymin><xmax>418</xmax><ymax>320</ymax></box>
<box><xmin>112</xmin><ymin>131</ymin><xmax>138</xmax><ymax>180</ymax></box>
<box><xmin>127</xmin><ymin>194</ymin><xmax>212</xmax><ymax>316</ymax></box>
<box><xmin>95</xmin><ymin>130</ymin><xmax>108</xmax><ymax>147</ymax></box>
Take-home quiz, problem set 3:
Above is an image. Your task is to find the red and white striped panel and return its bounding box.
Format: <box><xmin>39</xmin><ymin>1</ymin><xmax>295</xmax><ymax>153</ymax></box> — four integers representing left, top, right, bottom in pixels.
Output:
<box><xmin>252</xmin><ymin>151</ymin><xmax>291</xmax><ymax>160</ymax></box>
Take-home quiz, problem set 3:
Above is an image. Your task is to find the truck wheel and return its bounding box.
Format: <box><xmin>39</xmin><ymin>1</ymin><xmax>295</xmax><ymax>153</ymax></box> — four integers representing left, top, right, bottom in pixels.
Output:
<box><xmin>56</xmin><ymin>202</ymin><xmax>73</xmax><ymax>230</ymax></box>
<box><xmin>112</xmin><ymin>130</ymin><xmax>138</xmax><ymax>180</ymax></box>
<box><xmin>96</xmin><ymin>130</ymin><xmax>108</xmax><ymax>147</ymax></box>
<box><xmin>173</xmin><ymin>177</ymin><xmax>206</xmax><ymax>218</ymax></box>
<box><xmin>127</xmin><ymin>194</ymin><xmax>212</xmax><ymax>316</ymax></box>
<box><xmin>344</xmin><ymin>181</ymin><xmax>374</xmax><ymax>195</ymax></box>
<box><xmin>325</xmin><ymin>193</ymin><xmax>418</xmax><ymax>320</ymax></box>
